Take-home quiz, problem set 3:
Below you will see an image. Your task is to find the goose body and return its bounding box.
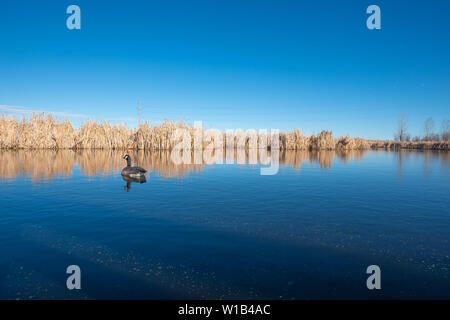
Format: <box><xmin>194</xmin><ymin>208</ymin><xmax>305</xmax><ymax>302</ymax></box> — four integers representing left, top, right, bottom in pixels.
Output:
<box><xmin>121</xmin><ymin>155</ymin><xmax>147</xmax><ymax>178</ymax></box>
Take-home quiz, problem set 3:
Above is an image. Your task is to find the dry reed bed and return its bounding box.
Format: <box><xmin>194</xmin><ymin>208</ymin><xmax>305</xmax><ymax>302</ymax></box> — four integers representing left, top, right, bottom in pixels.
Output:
<box><xmin>1</xmin><ymin>114</ymin><xmax>448</xmax><ymax>151</ymax></box>
<box><xmin>368</xmin><ymin>140</ymin><xmax>449</xmax><ymax>150</ymax></box>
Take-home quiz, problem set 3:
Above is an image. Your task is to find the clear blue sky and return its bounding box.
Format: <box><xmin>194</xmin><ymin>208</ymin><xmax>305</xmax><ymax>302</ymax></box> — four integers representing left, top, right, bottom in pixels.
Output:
<box><xmin>0</xmin><ymin>0</ymin><xmax>449</xmax><ymax>139</ymax></box>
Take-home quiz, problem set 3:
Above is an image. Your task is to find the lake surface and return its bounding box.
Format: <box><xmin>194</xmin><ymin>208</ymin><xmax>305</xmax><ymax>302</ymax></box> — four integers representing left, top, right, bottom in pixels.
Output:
<box><xmin>0</xmin><ymin>149</ymin><xmax>449</xmax><ymax>299</ymax></box>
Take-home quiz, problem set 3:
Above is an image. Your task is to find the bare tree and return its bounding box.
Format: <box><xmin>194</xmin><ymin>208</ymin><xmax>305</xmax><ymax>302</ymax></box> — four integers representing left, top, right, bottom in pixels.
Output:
<box><xmin>442</xmin><ymin>119</ymin><xmax>450</xmax><ymax>141</ymax></box>
<box><xmin>424</xmin><ymin>117</ymin><xmax>435</xmax><ymax>141</ymax></box>
<box><xmin>395</xmin><ymin>113</ymin><xmax>409</xmax><ymax>141</ymax></box>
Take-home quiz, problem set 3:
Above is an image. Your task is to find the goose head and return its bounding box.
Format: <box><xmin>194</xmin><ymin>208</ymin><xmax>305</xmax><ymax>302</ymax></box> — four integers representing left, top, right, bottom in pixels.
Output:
<box><xmin>123</xmin><ymin>154</ymin><xmax>132</xmax><ymax>167</ymax></box>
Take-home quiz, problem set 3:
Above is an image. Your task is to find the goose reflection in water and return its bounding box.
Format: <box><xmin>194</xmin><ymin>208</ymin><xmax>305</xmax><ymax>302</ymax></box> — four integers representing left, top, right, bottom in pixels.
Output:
<box><xmin>122</xmin><ymin>175</ymin><xmax>147</xmax><ymax>192</ymax></box>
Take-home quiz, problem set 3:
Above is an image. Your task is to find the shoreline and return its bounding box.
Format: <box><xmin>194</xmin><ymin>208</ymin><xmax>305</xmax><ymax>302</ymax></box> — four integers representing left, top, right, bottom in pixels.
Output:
<box><xmin>1</xmin><ymin>114</ymin><xmax>448</xmax><ymax>151</ymax></box>
<box><xmin>368</xmin><ymin>140</ymin><xmax>449</xmax><ymax>151</ymax></box>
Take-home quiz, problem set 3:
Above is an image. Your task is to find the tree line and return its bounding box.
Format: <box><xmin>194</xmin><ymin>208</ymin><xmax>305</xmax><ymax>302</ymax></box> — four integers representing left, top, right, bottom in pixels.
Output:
<box><xmin>395</xmin><ymin>114</ymin><xmax>449</xmax><ymax>141</ymax></box>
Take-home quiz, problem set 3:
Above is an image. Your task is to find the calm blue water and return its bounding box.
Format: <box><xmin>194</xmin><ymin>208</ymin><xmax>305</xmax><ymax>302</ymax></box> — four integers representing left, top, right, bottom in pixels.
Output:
<box><xmin>0</xmin><ymin>150</ymin><xmax>449</xmax><ymax>299</ymax></box>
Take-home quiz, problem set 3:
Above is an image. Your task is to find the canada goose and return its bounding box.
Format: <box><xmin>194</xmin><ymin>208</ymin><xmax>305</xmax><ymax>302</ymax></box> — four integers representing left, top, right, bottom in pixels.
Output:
<box><xmin>121</xmin><ymin>155</ymin><xmax>147</xmax><ymax>178</ymax></box>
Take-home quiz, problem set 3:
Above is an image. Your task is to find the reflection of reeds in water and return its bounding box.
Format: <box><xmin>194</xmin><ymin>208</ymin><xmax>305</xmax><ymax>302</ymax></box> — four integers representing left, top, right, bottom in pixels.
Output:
<box><xmin>279</xmin><ymin>150</ymin><xmax>310</xmax><ymax>169</ymax></box>
<box><xmin>0</xmin><ymin>150</ymin><xmax>74</xmax><ymax>182</ymax></box>
<box><xmin>1</xmin><ymin>149</ymin><xmax>448</xmax><ymax>181</ymax></box>
<box><xmin>279</xmin><ymin>150</ymin><xmax>349</xmax><ymax>169</ymax></box>
<box><xmin>0</xmin><ymin>149</ymin><xmax>363</xmax><ymax>181</ymax></box>
<box><xmin>75</xmin><ymin>150</ymin><xmax>124</xmax><ymax>176</ymax></box>
<box><xmin>0</xmin><ymin>150</ymin><xmax>206</xmax><ymax>181</ymax></box>
<box><xmin>139</xmin><ymin>151</ymin><xmax>205</xmax><ymax>178</ymax></box>
<box><xmin>75</xmin><ymin>150</ymin><xmax>206</xmax><ymax>178</ymax></box>
<box><xmin>335</xmin><ymin>149</ymin><xmax>366</xmax><ymax>163</ymax></box>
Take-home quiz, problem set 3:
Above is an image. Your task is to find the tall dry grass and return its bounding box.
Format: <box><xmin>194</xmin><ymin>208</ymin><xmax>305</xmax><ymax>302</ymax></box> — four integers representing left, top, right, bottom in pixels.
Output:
<box><xmin>368</xmin><ymin>139</ymin><xmax>449</xmax><ymax>150</ymax></box>
<box><xmin>1</xmin><ymin>113</ymin><xmax>448</xmax><ymax>151</ymax></box>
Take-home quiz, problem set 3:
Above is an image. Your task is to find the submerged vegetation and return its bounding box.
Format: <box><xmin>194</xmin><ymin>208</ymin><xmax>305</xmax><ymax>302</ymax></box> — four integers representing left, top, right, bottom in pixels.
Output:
<box><xmin>0</xmin><ymin>114</ymin><xmax>448</xmax><ymax>151</ymax></box>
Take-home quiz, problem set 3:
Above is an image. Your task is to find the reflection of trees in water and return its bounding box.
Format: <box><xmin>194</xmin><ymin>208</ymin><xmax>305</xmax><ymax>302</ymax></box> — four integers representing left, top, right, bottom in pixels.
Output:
<box><xmin>439</xmin><ymin>152</ymin><xmax>450</xmax><ymax>172</ymax></box>
<box><xmin>393</xmin><ymin>150</ymin><xmax>449</xmax><ymax>178</ymax></box>
<box><xmin>396</xmin><ymin>149</ymin><xmax>406</xmax><ymax>179</ymax></box>
<box><xmin>423</xmin><ymin>151</ymin><xmax>432</xmax><ymax>177</ymax></box>
<box><xmin>0</xmin><ymin>149</ymin><xmax>448</xmax><ymax>181</ymax></box>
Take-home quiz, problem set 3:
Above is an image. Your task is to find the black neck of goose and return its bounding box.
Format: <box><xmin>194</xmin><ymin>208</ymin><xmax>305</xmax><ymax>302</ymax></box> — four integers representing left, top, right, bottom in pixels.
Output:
<box><xmin>126</xmin><ymin>158</ymin><xmax>131</xmax><ymax>167</ymax></box>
